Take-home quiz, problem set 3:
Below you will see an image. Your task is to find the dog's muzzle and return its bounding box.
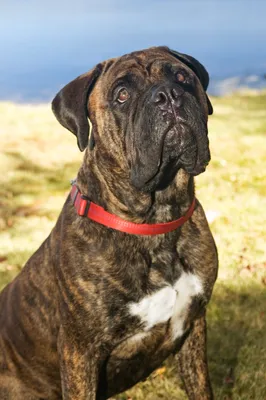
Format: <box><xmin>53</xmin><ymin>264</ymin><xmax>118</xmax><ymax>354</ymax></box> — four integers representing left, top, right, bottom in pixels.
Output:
<box><xmin>151</xmin><ymin>83</ymin><xmax>185</xmax><ymax>112</ymax></box>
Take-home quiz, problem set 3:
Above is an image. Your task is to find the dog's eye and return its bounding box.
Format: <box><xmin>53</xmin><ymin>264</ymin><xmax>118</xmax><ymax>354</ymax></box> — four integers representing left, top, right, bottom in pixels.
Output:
<box><xmin>176</xmin><ymin>72</ymin><xmax>186</xmax><ymax>83</ymax></box>
<box><xmin>117</xmin><ymin>88</ymin><xmax>130</xmax><ymax>103</ymax></box>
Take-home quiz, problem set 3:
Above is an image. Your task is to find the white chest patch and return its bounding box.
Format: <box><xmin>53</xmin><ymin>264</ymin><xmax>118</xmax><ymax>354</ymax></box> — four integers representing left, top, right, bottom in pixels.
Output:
<box><xmin>129</xmin><ymin>272</ymin><xmax>203</xmax><ymax>340</ymax></box>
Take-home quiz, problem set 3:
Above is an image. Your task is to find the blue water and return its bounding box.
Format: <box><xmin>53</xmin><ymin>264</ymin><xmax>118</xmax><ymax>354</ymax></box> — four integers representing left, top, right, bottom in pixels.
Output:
<box><xmin>1</xmin><ymin>0</ymin><xmax>266</xmax><ymax>102</ymax></box>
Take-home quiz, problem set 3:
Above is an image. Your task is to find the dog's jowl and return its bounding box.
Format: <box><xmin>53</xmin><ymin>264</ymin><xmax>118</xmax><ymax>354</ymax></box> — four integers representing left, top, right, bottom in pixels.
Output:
<box><xmin>0</xmin><ymin>47</ymin><xmax>218</xmax><ymax>400</ymax></box>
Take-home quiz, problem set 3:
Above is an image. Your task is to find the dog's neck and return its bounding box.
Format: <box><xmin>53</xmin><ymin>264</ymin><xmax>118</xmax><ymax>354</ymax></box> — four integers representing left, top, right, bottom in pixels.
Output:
<box><xmin>76</xmin><ymin>149</ymin><xmax>195</xmax><ymax>224</ymax></box>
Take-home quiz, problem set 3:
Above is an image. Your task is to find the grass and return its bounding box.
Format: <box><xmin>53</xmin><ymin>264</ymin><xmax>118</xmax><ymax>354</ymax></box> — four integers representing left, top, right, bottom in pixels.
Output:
<box><xmin>0</xmin><ymin>92</ymin><xmax>266</xmax><ymax>399</ymax></box>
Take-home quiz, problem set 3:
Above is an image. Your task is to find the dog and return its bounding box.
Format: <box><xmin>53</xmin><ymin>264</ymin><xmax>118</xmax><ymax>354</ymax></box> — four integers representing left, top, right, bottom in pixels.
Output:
<box><xmin>0</xmin><ymin>46</ymin><xmax>218</xmax><ymax>400</ymax></box>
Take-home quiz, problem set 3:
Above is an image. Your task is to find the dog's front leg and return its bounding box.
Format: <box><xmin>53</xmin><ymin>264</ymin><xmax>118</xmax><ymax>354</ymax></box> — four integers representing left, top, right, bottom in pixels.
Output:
<box><xmin>177</xmin><ymin>314</ymin><xmax>213</xmax><ymax>400</ymax></box>
<box><xmin>58</xmin><ymin>326</ymin><xmax>101</xmax><ymax>400</ymax></box>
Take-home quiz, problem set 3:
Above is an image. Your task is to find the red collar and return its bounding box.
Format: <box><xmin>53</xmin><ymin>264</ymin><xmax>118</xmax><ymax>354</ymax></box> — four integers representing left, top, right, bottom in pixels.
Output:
<box><xmin>70</xmin><ymin>183</ymin><xmax>195</xmax><ymax>236</ymax></box>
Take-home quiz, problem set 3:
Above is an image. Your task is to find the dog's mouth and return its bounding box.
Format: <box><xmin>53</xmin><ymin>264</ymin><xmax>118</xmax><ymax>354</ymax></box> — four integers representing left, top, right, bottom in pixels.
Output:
<box><xmin>130</xmin><ymin>124</ymin><xmax>174</xmax><ymax>191</ymax></box>
<box><xmin>142</xmin><ymin>125</ymin><xmax>173</xmax><ymax>184</ymax></box>
<box><xmin>130</xmin><ymin>123</ymin><xmax>210</xmax><ymax>193</ymax></box>
<box><xmin>179</xmin><ymin>142</ymin><xmax>210</xmax><ymax>176</ymax></box>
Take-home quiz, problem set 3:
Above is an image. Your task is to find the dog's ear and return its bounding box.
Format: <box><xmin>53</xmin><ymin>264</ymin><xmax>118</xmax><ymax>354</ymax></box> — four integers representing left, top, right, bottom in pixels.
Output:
<box><xmin>168</xmin><ymin>49</ymin><xmax>213</xmax><ymax>115</ymax></box>
<box><xmin>52</xmin><ymin>63</ymin><xmax>103</xmax><ymax>151</ymax></box>
<box><xmin>206</xmin><ymin>95</ymin><xmax>213</xmax><ymax>116</ymax></box>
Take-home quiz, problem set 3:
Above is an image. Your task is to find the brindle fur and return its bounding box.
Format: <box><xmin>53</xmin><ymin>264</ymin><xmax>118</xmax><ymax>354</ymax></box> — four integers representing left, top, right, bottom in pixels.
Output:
<box><xmin>0</xmin><ymin>47</ymin><xmax>218</xmax><ymax>399</ymax></box>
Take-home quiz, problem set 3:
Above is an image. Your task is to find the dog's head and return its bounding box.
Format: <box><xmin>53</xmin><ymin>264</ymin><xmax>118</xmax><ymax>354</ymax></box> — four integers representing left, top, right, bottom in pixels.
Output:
<box><xmin>52</xmin><ymin>46</ymin><xmax>213</xmax><ymax>192</ymax></box>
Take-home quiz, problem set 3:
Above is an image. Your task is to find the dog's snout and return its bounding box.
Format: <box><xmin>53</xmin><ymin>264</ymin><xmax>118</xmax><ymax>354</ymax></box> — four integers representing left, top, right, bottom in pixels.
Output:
<box><xmin>171</xmin><ymin>87</ymin><xmax>184</xmax><ymax>100</ymax></box>
<box><xmin>151</xmin><ymin>84</ymin><xmax>184</xmax><ymax>110</ymax></box>
<box><xmin>153</xmin><ymin>91</ymin><xmax>168</xmax><ymax>107</ymax></box>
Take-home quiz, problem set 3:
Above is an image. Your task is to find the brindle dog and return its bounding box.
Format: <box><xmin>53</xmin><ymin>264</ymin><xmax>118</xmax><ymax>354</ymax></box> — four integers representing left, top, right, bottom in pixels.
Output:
<box><xmin>0</xmin><ymin>46</ymin><xmax>218</xmax><ymax>400</ymax></box>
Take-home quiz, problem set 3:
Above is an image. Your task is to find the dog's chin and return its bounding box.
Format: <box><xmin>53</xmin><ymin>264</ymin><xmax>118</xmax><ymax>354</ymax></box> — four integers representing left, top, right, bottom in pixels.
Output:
<box><xmin>183</xmin><ymin>163</ymin><xmax>208</xmax><ymax>176</ymax></box>
<box><xmin>131</xmin><ymin>157</ymin><xmax>209</xmax><ymax>193</ymax></box>
<box><xmin>131</xmin><ymin>159</ymin><xmax>181</xmax><ymax>193</ymax></box>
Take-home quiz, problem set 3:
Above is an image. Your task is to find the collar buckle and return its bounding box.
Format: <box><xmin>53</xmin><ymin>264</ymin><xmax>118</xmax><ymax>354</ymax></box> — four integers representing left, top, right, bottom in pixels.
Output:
<box><xmin>80</xmin><ymin>195</ymin><xmax>91</xmax><ymax>217</ymax></box>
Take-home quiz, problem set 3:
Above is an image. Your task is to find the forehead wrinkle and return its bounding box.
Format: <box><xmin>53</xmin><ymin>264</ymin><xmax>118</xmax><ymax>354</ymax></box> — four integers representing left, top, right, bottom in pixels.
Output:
<box><xmin>112</xmin><ymin>68</ymin><xmax>146</xmax><ymax>84</ymax></box>
<box><xmin>102</xmin><ymin>48</ymin><xmax>185</xmax><ymax>83</ymax></box>
<box><xmin>106</xmin><ymin>56</ymin><xmax>149</xmax><ymax>81</ymax></box>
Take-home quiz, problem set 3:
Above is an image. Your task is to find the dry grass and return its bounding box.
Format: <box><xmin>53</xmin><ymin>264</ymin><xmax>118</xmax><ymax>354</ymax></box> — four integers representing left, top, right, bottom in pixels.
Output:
<box><xmin>0</xmin><ymin>92</ymin><xmax>266</xmax><ymax>399</ymax></box>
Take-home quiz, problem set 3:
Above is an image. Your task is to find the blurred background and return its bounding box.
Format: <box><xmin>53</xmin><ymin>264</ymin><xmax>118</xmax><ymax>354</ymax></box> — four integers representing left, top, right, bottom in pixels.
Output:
<box><xmin>0</xmin><ymin>1</ymin><xmax>266</xmax><ymax>399</ymax></box>
<box><xmin>1</xmin><ymin>0</ymin><xmax>266</xmax><ymax>101</ymax></box>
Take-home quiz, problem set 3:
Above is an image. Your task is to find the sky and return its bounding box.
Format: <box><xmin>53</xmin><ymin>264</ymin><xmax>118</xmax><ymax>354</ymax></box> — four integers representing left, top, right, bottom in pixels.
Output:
<box><xmin>1</xmin><ymin>0</ymin><xmax>266</xmax><ymax>101</ymax></box>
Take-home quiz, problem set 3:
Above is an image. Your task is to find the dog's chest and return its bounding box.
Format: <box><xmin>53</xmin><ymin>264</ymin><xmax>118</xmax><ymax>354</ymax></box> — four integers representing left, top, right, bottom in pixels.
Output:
<box><xmin>129</xmin><ymin>272</ymin><xmax>203</xmax><ymax>340</ymax></box>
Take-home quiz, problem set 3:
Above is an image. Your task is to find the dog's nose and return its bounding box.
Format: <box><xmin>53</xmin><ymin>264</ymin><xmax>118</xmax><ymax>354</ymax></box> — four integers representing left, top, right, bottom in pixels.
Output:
<box><xmin>151</xmin><ymin>84</ymin><xmax>184</xmax><ymax>110</ymax></box>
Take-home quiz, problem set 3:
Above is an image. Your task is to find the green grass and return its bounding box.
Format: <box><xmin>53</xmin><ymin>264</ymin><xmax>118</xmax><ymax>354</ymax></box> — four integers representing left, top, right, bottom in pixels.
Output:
<box><xmin>0</xmin><ymin>92</ymin><xmax>266</xmax><ymax>399</ymax></box>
